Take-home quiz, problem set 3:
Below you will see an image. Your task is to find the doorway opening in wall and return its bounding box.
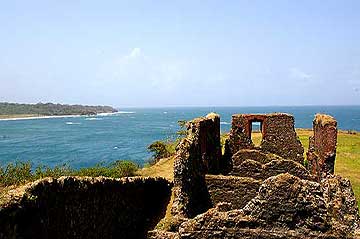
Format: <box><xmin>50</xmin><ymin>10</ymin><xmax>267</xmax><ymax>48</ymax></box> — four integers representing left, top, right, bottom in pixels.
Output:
<box><xmin>250</xmin><ymin>121</ymin><xmax>263</xmax><ymax>147</ymax></box>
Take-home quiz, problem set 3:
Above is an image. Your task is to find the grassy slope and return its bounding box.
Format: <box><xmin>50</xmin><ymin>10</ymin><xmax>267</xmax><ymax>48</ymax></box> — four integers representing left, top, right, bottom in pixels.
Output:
<box><xmin>139</xmin><ymin>129</ymin><xmax>360</xmax><ymax>209</ymax></box>
<box><xmin>139</xmin><ymin>157</ymin><xmax>175</xmax><ymax>181</ymax></box>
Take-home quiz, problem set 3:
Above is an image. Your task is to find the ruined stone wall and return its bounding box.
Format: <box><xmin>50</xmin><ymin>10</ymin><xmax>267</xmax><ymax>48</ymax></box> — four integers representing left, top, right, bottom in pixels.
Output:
<box><xmin>260</xmin><ymin>114</ymin><xmax>304</xmax><ymax>163</ymax></box>
<box><xmin>187</xmin><ymin>113</ymin><xmax>221</xmax><ymax>174</ymax></box>
<box><xmin>307</xmin><ymin>114</ymin><xmax>337</xmax><ymax>178</ymax></box>
<box><xmin>229</xmin><ymin>113</ymin><xmax>304</xmax><ymax>163</ymax></box>
<box><xmin>172</xmin><ymin>113</ymin><xmax>220</xmax><ymax>218</ymax></box>
<box><xmin>229</xmin><ymin>114</ymin><xmax>258</xmax><ymax>153</ymax></box>
<box><xmin>0</xmin><ymin>176</ymin><xmax>172</xmax><ymax>239</ymax></box>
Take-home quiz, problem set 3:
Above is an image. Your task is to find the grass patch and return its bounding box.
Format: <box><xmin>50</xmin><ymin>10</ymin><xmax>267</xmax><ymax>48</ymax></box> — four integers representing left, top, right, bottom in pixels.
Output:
<box><xmin>140</xmin><ymin>157</ymin><xmax>175</xmax><ymax>181</ymax></box>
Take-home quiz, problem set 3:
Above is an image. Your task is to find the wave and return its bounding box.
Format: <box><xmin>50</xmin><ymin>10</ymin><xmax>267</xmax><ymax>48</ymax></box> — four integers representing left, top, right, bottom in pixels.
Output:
<box><xmin>97</xmin><ymin>111</ymin><xmax>135</xmax><ymax>116</ymax></box>
<box><xmin>85</xmin><ymin>118</ymin><xmax>103</xmax><ymax>121</ymax></box>
<box><xmin>66</xmin><ymin>122</ymin><xmax>81</xmax><ymax>125</ymax></box>
<box><xmin>220</xmin><ymin>121</ymin><xmax>230</xmax><ymax>125</ymax></box>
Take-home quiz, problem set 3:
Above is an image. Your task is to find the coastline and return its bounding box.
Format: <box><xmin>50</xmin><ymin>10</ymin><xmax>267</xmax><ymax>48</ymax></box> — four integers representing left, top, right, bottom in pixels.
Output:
<box><xmin>0</xmin><ymin>111</ymin><xmax>135</xmax><ymax>121</ymax></box>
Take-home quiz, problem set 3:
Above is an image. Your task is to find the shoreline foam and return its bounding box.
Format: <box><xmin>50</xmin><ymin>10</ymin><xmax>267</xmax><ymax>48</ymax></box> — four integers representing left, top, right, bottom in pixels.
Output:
<box><xmin>0</xmin><ymin>111</ymin><xmax>136</xmax><ymax>121</ymax></box>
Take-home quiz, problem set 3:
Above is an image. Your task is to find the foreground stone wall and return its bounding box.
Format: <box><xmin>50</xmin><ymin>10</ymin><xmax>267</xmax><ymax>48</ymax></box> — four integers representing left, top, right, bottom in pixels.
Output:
<box><xmin>307</xmin><ymin>114</ymin><xmax>337</xmax><ymax>178</ymax></box>
<box><xmin>0</xmin><ymin>176</ymin><xmax>172</xmax><ymax>239</ymax></box>
<box><xmin>172</xmin><ymin>113</ymin><xmax>220</xmax><ymax>219</ymax></box>
<box><xmin>229</xmin><ymin>113</ymin><xmax>304</xmax><ymax>163</ymax></box>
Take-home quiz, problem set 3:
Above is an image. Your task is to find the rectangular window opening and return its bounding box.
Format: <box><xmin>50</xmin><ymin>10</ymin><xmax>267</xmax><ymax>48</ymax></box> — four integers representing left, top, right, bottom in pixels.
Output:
<box><xmin>251</xmin><ymin>121</ymin><xmax>262</xmax><ymax>147</ymax></box>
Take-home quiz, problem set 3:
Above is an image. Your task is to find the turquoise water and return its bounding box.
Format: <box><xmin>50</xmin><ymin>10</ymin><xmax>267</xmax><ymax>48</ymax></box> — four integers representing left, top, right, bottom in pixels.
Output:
<box><xmin>0</xmin><ymin>106</ymin><xmax>359</xmax><ymax>168</ymax></box>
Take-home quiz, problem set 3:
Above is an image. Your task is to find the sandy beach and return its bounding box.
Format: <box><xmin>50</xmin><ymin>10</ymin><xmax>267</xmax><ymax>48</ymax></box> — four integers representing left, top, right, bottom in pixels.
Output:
<box><xmin>0</xmin><ymin>114</ymin><xmax>83</xmax><ymax>121</ymax></box>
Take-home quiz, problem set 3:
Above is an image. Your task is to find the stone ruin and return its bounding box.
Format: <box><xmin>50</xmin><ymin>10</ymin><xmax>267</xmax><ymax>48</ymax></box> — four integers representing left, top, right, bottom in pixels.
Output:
<box><xmin>149</xmin><ymin>112</ymin><xmax>360</xmax><ymax>238</ymax></box>
<box><xmin>0</xmin><ymin>112</ymin><xmax>358</xmax><ymax>239</ymax></box>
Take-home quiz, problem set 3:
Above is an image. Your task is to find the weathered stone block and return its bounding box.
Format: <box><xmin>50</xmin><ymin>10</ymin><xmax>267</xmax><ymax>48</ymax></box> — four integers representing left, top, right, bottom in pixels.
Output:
<box><xmin>230</xmin><ymin>158</ymin><xmax>311</xmax><ymax>181</ymax></box>
<box><xmin>231</xmin><ymin>149</ymin><xmax>281</xmax><ymax>167</ymax></box>
<box><xmin>205</xmin><ymin>175</ymin><xmax>261</xmax><ymax>210</ymax></box>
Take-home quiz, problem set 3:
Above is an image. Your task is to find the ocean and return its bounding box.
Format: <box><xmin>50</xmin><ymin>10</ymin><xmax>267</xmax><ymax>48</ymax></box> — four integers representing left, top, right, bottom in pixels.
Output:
<box><xmin>0</xmin><ymin>106</ymin><xmax>359</xmax><ymax>168</ymax></box>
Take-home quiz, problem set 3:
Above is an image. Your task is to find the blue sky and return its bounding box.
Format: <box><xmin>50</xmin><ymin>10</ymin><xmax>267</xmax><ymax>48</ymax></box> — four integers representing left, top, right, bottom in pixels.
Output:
<box><xmin>0</xmin><ymin>1</ymin><xmax>359</xmax><ymax>107</ymax></box>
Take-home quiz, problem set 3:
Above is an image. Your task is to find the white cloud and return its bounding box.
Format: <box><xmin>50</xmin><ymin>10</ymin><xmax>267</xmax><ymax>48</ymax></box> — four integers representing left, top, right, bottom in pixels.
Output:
<box><xmin>96</xmin><ymin>48</ymin><xmax>187</xmax><ymax>92</ymax></box>
<box><xmin>289</xmin><ymin>67</ymin><xmax>312</xmax><ymax>80</ymax></box>
<box><xmin>128</xmin><ymin>47</ymin><xmax>142</xmax><ymax>59</ymax></box>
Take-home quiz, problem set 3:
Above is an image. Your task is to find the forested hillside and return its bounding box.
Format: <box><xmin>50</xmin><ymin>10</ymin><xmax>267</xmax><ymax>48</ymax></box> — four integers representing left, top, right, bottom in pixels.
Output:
<box><xmin>0</xmin><ymin>102</ymin><xmax>118</xmax><ymax>116</ymax></box>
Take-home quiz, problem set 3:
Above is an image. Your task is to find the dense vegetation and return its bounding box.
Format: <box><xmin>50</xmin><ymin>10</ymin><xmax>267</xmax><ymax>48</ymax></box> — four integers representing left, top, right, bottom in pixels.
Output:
<box><xmin>0</xmin><ymin>102</ymin><xmax>117</xmax><ymax>116</ymax></box>
<box><xmin>0</xmin><ymin>160</ymin><xmax>138</xmax><ymax>187</ymax></box>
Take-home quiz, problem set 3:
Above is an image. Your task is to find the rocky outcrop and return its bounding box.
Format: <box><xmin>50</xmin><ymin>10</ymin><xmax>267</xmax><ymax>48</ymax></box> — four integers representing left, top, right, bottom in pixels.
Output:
<box><xmin>0</xmin><ymin>176</ymin><xmax>172</xmax><ymax>239</ymax></box>
<box><xmin>241</xmin><ymin>174</ymin><xmax>329</xmax><ymax>231</ymax></box>
<box><xmin>322</xmin><ymin>175</ymin><xmax>359</xmax><ymax>236</ymax></box>
<box><xmin>168</xmin><ymin>174</ymin><xmax>359</xmax><ymax>239</ymax></box>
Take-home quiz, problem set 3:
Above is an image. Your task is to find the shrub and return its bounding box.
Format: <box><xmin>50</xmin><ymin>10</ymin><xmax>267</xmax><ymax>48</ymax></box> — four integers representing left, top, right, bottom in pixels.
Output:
<box><xmin>0</xmin><ymin>161</ymin><xmax>33</xmax><ymax>187</ymax></box>
<box><xmin>0</xmin><ymin>160</ymin><xmax>139</xmax><ymax>187</ymax></box>
<box><xmin>34</xmin><ymin>164</ymin><xmax>73</xmax><ymax>179</ymax></box>
<box><xmin>112</xmin><ymin>160</ymin><xmax>139</xmax><ymax>177</ymax></box>
<box><xmin>147</xmin><ymin>141</ymin><xmax>174</xmax><ymax>162</ymax></box>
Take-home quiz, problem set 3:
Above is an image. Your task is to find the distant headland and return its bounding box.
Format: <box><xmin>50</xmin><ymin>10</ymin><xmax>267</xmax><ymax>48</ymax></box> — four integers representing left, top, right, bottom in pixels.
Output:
<box><xmin>0</xmin><ymin>102</ymin><xmax>118</xmax><ymax>120</ymax></box>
